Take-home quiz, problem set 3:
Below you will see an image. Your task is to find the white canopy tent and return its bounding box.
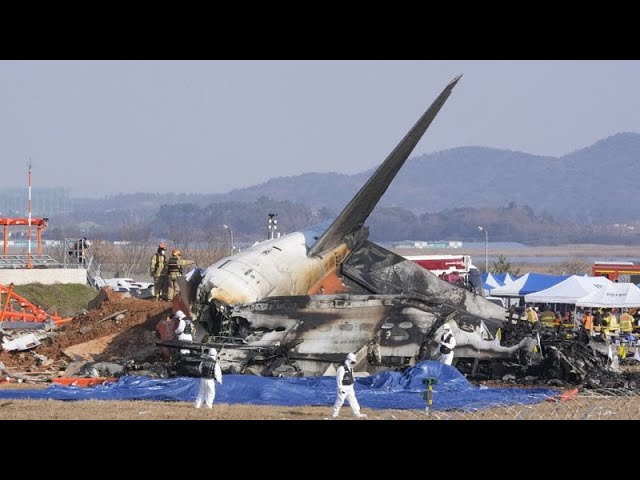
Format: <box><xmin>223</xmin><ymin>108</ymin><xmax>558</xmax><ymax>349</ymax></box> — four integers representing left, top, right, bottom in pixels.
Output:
<box><xmin>490</xmin><ymin>273</ymin><xmax>568</xmax><ymax>298</ymax></box>
<box><xmin>576</xmin><ymin>282</ymin><xmax>640</xmax><ymax>308</ymax></box>
<box><xmin>524</xmin><ymin>275</ymin><xmax>612</xmax><ymax>305</ymax></box>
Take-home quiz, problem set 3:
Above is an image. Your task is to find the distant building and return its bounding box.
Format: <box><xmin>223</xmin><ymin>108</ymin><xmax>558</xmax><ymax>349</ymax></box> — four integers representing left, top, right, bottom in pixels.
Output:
<box><xmin>0</xmin><ymin>187</ymin><xmax>71</xmax><ymax>217</ymax></box>
<box><xmin>394</xmin><ymin>240</ymin><xmax>463</xmax><ymax>249</ymax></box>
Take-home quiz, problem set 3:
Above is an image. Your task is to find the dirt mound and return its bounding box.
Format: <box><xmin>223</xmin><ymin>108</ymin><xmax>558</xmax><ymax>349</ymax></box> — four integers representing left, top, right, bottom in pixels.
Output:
<box><xmin>0</xmin><ymin>288</ymin><xmax>173</xmax><ymax>372</ymax></box>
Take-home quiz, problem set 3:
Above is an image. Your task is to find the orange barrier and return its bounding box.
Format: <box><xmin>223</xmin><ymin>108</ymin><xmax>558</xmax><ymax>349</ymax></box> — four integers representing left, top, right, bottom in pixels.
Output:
<box><xmin>52</xmin><ymin>377</ymin><xmax>117</xmax><ymax>387</ymax></box>
<box><xmin>546</xmin><ymin>387</ymin><xmax>579</xmax><ymax>403</ymax></box>
<box><xmin>0</xmin><ymin>283</ymin><xmax>72</xmax><ymax>325</ymax></box>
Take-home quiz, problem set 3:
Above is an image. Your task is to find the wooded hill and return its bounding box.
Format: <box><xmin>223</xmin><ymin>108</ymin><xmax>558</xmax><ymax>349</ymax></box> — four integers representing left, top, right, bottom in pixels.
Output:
<box><xmin>54</xmin><ymin>132</ymin><xmax>640</xmax><ymax>245</ymax></box>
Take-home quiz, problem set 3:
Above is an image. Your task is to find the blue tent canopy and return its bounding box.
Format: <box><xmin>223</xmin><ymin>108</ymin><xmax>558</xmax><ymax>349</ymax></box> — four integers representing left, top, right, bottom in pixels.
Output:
<box><xmin>481</xmin><ymin>272</ymin><xmax>503</xmax><ymax>294</ymax></box>
<box><xmin>493</xmin><ymin>273</ymin><xmax>520</xmax><ymax>284</ymax></box>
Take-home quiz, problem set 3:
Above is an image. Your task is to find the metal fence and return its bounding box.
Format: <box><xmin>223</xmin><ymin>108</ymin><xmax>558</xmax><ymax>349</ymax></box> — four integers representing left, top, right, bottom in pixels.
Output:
<box><xmin>369</xmin><ymin>389</ymin><xmax>640</xmax><ymax>420</ymax></box>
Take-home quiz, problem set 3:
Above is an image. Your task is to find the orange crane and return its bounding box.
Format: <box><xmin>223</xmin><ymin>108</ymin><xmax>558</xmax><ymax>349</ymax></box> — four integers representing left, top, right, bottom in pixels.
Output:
<box><xmin>0</xmin><ymin>217</ymin><xmax>48</xmax><ymax>256</ymax></box>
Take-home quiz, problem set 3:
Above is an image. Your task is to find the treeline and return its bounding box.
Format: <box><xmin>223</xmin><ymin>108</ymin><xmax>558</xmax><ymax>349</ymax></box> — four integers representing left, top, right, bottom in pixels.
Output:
<box><xmin>66</xmin><ymin>132</ymin><xmax>640</xmax><ymax>225</ymax></box>
<box><xmin>42</xmin><ymin>199</ymin><xmax>640</xmax><ymax>246</ymax></box>
<box><xmin>369</xmin><ymin>203</ymin><xmax>639</xmax><ymax>245</ymax></box>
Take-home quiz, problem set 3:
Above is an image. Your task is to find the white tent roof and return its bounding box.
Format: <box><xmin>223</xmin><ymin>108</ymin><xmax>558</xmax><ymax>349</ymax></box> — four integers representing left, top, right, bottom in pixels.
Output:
<box><xmin>576</xmin><ymin>282</ymin><xmax>640</xmax><ymax>308</ymax></box>
<box><xmin>503</xmin><ymin>273</ymin><xmax>515</xmax><ymax>285</ymax></box>
<box><xmin>524</xmin><ymin>275</ymin><xmax>611</xmax><ymax>304</ymax></box>
<box><xmin>490</xmin><ymin>273</ymin><xmax>569</xmax><ymax>297</ymax></box>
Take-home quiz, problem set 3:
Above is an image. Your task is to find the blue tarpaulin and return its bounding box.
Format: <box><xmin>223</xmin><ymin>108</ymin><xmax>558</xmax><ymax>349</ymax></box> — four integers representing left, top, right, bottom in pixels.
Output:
<box><xmin>0</xmin><ymin>361</ymin><xmax>557</xmax><ymax>411</ymax></box>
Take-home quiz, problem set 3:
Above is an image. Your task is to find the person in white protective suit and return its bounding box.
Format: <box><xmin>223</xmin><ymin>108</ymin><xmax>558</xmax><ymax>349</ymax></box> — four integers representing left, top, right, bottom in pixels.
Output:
<box><xmin>195</xmin><ymin>348</ymin><xmax>223</xmax><ymax>409</ymax></box>
<box><xmin>173</xmin><ymin>310</ymin><xmax>193</xmax><ymax>355</ymax></box>
<box><xmin>438</xmin><ymin>323</ymin><xmax>456</xmax><ymax>366</ymax></box>
<box><xmin>332</xmin><ymin>352</ymin><xmax>366</xmax><ymax>418</ymax></box>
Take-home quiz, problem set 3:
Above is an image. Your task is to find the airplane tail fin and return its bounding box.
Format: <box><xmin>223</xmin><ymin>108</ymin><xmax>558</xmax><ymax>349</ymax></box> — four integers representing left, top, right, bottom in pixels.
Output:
<box><xmin>308</xmin><ymin>75</ymin><xmax>462</xmax><ymax>257</ymax></box>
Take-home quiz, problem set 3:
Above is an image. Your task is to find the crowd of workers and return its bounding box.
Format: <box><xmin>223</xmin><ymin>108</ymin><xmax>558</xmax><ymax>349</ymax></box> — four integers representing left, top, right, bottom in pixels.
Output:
<box><xmin>525</xmin><ymin>304</ymin><xmax>640</xmax><ymax>340</ymax></box>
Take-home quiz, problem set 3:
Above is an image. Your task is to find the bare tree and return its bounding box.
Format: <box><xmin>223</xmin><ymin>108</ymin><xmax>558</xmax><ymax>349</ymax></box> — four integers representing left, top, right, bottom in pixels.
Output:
<box><xmin>188</xmin><ymin>230</ymin><xmax>227</xmax><ymax>269</ymax></box>
<box><xmin>117</xmin><ymin>213</ymin><xmax>152</xmax><ymax>277</ymax></box>
<box><xmin>86</xmin><ymin>239</ymin><xmax>118</xmax><ymax>277</ymax></box>
<box><xmin>549</xmin><ymin>257</ymin><xmax>591</xmax><ymax>276</ymax></box>
<box><xmin>491</xmin><ymin>254</ymin><xmax>520</xmax><ymax>275</ymax></box>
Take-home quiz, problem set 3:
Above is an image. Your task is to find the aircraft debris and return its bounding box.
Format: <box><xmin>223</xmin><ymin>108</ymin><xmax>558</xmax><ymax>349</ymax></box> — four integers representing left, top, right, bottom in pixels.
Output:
<box><xmin>2</xmin><ymin>333</ymin><xmax>41</xmax><ymax>351</ymax></box>
<box><xmin>97</xmin><ymin>309</ymin><xmax>128</xmax><ymax>324</ymax></box>
<box><xmin>167</xmin><ymin>76</ymin><xmax>539</xmax><ymax>377</ymax></box>
<box><xmin>455</xmin><ymin>314</ymin><xmax>640</xmax><ymax>390</ymax></box>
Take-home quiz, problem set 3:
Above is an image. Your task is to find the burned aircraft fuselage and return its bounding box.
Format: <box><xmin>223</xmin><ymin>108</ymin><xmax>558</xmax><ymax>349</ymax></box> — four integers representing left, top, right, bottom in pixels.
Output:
<box><xmin>179</xmin><ymin>76</ymin><xmax>530</xmax><ymax>376</ymax></box>
<box><xmin>190</xmin><ymin>232</ymin><xmax>350</xmax><ymax>337</ymax></box>
<box><xmin>227</xmin><ymin>293</ymin><xmax>522</xmax><ymax>376</ymax></box>
<box><xmin>187</xmin><ymin>239</ymin><xmax>519</xmax><ymax>376</ymax></box>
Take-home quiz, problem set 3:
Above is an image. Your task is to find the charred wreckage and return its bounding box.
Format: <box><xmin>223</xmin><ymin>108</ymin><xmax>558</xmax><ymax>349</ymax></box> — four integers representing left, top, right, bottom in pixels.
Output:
<box><xmin>157</xmin><ymin>76</ymin><xmax>633</xmax><ymax>388</ymax></box>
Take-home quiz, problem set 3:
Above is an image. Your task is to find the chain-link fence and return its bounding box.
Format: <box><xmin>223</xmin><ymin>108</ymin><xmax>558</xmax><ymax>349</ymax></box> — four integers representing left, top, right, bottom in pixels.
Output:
<box><xmin>369</xmin><ymin>389</ymin><xmax>640</xmax><ymax>420</ymax></box>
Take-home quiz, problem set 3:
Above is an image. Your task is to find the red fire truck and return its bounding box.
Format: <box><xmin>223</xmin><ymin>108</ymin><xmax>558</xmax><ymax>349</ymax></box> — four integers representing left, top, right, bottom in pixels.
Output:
<box><xmin>404</xmin><ymin>254</ymin><xmax>475</xmax><ymax>283</ymax></box>
<box><xmin>592</xmin><ymin>261</ymin><xmax>640</xmax><ymax>283</ymax></box>
<box><xmin>404</xmin><ymin>254</ymin><xmax>496</xmax><ymax>300</ymax></box>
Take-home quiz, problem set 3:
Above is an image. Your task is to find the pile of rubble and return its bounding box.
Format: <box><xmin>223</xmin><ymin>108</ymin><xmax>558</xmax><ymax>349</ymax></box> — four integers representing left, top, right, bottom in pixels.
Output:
<box><xmin>457</xmin><ymin>315</ymin><xmax>640</xmax><ymax>390</ymax></box>
<box><xmin>4</xmin><ymin>287</ymin><xmax>640</xmax><ymax>390</ymax></box>
<box><xmin>0</xmin><ymin>288</ymin><xmax>172</xmax><ymax>382</ymax></box>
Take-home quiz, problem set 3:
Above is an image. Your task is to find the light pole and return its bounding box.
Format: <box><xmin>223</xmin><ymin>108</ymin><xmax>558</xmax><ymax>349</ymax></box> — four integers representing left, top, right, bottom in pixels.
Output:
<box><xmin>267</xmin><ymin>213</ymin><xmax>278</xmax><ymax>240</ymax></box>
<box><xmin>223</xmin><ymin>224</ymin><xmax>234</xmax><ymax>255</ymax></box>
<box><xmin>477</xmin><ymin>226</ymin><xmax>488</xmax><ymax>272</ymax></box>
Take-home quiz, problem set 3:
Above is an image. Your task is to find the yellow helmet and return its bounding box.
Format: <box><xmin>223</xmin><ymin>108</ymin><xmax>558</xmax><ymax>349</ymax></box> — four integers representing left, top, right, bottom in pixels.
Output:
<box><xmin>172</xmin><ymin>249</ymin><xmax>181</xmax><ymax>257</ymax></box>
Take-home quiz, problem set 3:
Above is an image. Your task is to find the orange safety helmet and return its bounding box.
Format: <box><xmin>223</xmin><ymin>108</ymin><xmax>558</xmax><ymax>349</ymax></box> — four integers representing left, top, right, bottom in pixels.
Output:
<box><xmin>172</xmin><ymin>249</ymin><xmax>181</xmax><ymax>257</ymax></box>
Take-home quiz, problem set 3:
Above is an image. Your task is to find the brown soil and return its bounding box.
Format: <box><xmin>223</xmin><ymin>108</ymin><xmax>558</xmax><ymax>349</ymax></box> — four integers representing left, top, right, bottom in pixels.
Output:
<box><xmin>0</xmin><ymin>288</ymin><xmax>173</xmax><ymax>373</ymax></box>
<box><xmin>62</xmin><ymin>333</ymin><xmax>119</xmax><ymax>361</ymax></box>
<box><xmin>0</xmin><ymin>394</ymin><xmax>637</xmax><ymax>420</ymax></box>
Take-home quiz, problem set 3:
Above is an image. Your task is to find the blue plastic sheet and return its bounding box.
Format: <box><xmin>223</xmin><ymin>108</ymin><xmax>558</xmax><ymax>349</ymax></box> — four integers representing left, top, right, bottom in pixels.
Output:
<box><xmin>0</xmin><ymin>361</ymin><xmax>557</xmax><ymax>411</ymax></box>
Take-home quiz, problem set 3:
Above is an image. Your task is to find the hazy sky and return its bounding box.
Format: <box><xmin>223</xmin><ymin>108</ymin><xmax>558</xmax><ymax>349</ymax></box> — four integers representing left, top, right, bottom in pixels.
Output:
<box><xmin>1</xmin><ymin>60</ymin><xmax>639</xmax><ymax>197</ymax></box>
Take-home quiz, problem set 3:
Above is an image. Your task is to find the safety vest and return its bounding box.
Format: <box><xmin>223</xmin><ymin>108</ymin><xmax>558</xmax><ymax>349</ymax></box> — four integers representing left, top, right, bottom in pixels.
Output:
<box><xmin>439</xmin><ymin>333</ymin><xmax>453</xmax><ymax>354</ymax></box>
<box><xmin>341</xmin><ymin>367</ymin><xmax>354</xmax><ymax>386</ymax></box>
<box><xmin>200</xmin><ymin>360</ymin><xmax>218</xmax><ymax>379</ymax></box>
<box><xmin>620</xmin><ymin>313</ymin><xmax>634</xmax><ymax>333</ymax></box>
<box><xmin>167</xmin><ymin>256</ymin><xmax>182</xmax><ymax>274</ymax></box>
<box><xmin>583</xmin><ymin>314</ymin><xmax>593</xmax><ymax>331</ymax></box>
<box><xmin>151</xmin><ymin>253</ymin><xmax>165</xmax><ymax>276</ymax></box>
<box><xmin>540</xmin><ymin>311</ymin><xmax>555</xmax><ymax>326</ymax></box>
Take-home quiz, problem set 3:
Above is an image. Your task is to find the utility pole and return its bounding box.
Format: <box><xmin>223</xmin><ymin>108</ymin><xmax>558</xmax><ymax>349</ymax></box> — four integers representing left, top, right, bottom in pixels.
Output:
<box><xmin>223</xmin><ymin>224</ymin><xmax>234</xmax><ymax>255</ymax></box>
<box><xmin>477</xmin><ymin>226</ymin><xmax>488</xmax><ymax>272</ymax></box>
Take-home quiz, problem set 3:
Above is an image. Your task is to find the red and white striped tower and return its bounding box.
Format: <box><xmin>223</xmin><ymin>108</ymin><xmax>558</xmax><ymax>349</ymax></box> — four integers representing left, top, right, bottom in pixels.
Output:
<box><xmin>27</xmin><ymin>161</ymin><xmax>32</xmax><ymax>269</ymax></box>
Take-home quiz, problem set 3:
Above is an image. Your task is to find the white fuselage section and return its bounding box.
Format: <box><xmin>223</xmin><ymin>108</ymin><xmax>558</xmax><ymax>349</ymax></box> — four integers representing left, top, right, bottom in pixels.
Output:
<box><xmin>197</xmin><ymin>232</ymin><xmax>346</xmax><ymax>306</ymax></box>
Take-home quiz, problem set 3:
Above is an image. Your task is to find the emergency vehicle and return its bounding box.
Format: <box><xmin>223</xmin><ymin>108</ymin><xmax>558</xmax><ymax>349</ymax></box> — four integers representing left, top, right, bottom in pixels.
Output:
<box><xmin>592</xmin><ymin>261</ymin><xmax>640</xmax><ymax>284</ymax></box>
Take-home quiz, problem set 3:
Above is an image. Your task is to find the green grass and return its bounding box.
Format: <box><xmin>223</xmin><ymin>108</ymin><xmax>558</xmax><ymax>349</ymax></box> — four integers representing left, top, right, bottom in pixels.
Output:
<box><xmin>11</xmin><ymin>283</ymin><xmax>97</xmax><ymax>317</ymax></box>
